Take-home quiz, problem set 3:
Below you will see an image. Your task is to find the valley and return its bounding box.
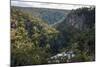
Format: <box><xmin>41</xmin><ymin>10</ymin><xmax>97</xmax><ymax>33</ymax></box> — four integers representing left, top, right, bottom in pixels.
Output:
<box><xmin>11</xmin><ymin>6</ymin><xmax>95</xmax><ymax>66</ymax></box>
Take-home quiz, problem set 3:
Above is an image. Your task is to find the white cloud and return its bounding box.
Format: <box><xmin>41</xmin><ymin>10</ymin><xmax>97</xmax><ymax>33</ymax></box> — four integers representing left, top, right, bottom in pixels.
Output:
<box><xmin>20</xmin><ymin>0</ymin><xmax>95</xmax><ymax>5</ymax></box>
<box><xmin>11</xmin><ymin>0</ymin><xmax>95</xmax><ymax>10</ymax></box>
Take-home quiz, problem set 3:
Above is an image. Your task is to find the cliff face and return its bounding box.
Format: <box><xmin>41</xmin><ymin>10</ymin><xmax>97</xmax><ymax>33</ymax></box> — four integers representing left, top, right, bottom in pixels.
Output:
<box><xmin>69</xmin><ymin>8</ymin><xmax>94</xmax><ymax>30</ymax></box>
<box><xmin>54</xmin><ymin>7</ymin><xmax>95</xmax><ymax>62</ymax></box>
<box><xmin>55</xmin><ymin>7</ymin><xmax>95</xmax><ymax>32</ymax></box>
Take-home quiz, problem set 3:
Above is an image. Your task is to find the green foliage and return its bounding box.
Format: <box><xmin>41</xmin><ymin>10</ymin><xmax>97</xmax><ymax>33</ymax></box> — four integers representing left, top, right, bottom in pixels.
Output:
<box><xmin>55</xmin><ymin>7</ymin><xmax>95</xmax><ymax>62</ymax></box>
<box><xmin>11</xmin><ymin>8</ymin><xmax>59</xmax><ymax>66</ymax></box>
<box><xmin>11</xmin><ymin>7</ymin><xmax>95</xmax><ymax>66</ymax></box>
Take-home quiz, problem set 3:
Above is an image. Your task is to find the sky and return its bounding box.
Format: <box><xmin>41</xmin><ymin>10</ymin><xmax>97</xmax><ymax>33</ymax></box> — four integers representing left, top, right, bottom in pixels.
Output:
<box><xmin>11</xmin><ymin>0</ymin><xmax>95</xmax><ymax>10</ymax></box>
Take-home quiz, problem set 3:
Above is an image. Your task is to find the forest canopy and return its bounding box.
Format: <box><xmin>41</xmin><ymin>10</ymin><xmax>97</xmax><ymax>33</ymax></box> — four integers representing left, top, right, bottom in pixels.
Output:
<box><xmin>11</xmin><ymin>6</ymin><xmax>95</xmax><ymax>66</ymax></box>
